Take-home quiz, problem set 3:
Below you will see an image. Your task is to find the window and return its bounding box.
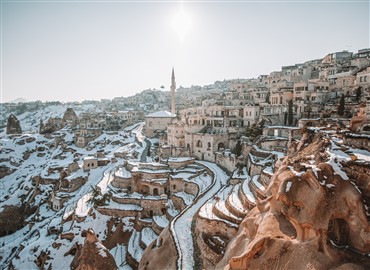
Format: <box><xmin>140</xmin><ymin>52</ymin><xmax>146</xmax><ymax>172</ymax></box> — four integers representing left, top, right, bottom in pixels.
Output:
<box><xmin>173</xmin><ymin>185</ymin><xmax>176</xmax><ymax>189</ymax></box>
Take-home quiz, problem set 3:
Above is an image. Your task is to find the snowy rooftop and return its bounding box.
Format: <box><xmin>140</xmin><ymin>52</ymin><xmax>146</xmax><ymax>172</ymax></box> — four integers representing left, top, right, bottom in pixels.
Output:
<box><xmin>145</xmin><ymin>110</ymin><xmax>176</xmax><ymax>118</ymax></box>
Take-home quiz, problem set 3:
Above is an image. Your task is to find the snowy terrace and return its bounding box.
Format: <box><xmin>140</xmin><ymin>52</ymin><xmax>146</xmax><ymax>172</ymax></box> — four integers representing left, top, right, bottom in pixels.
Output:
<box><xmin>171</xmin><ymin>161</ymin><xmax>229</xmax><ymax>270</ymax></box>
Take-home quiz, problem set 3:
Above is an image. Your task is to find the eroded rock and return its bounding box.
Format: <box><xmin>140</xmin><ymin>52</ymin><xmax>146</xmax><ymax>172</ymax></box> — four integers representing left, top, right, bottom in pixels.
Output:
<box><xmin>71</xmin><ymin>229</ymin><xmax>117</xmax><ymax>270</ymax></box>
<box><xmin>6</xmin><ymin>114</ymin><xmax>22</xmax><ymax>135</ymax></box>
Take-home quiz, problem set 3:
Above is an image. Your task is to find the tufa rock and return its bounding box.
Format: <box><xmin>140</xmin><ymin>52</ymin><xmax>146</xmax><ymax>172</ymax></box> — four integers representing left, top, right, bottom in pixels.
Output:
<box><xmin>71</xmin><ymin>229</ymin><xmax>117</xmax><ymax>270</ymax></box>
<box><xmin>218</xmin><ymin>135</ymin><xmax>370</xmax><ymax>270</ymax></box>
<box><xmin>63</xmin><ymin>108</ymin><xmax>79</xmax><ymax>128</ymax></box>
<box><xmin>6</xmin><ymin>114</ymin><xmax>22</xmax><ymax>135</ymax></box>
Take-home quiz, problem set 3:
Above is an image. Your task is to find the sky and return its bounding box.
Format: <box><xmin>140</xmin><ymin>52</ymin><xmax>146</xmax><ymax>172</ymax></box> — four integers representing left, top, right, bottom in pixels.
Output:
<box><xmin>1</xmin><ymin>0</ymin><xmax>369</xmax><ymax>103</ymax></box>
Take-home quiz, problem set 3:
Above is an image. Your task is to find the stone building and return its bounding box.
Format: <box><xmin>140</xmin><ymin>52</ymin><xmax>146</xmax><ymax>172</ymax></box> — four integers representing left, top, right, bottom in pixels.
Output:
<box><xmin>74</xmin><ymin>128</ymin><xmax>103</xmax><ymax>148</ymax></box>
<box><xmin>144</xmin><ymin>110</ymin><xmax>176</xmax><ymax>137</ymax></box>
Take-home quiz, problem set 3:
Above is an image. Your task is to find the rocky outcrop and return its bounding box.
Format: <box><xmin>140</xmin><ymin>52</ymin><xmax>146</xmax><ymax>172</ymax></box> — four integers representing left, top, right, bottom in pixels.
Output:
<box><xmin>218</xmin><ymin>133</ymin><xmax>370</xmax><ymax>270</ymax></box>
<box><xmin>138</xmin><ymin>227</ymin><xmax>177</xmax><ymax>270</ymax></box>
<box><xmin>350</xmin><ymin>105</ymin><xmax>368</xmax><ymax>133</ymax></box>
<box><xmin>63</xmin><ymin>108</ymin><xmax>79</xmax><ymax>128</ymax></box>
<box><xmin>6</xmin><ymin>114</ymin><xmax>22</xmax><ymax>134</ymax></box>
<box><xmin>71</xmin><ymin>229</ymin><xmax>117</xmax><ymax>270</ymax></box>
<box><xmin>0</xmin><ymin>204</ymin><xmax>37</xmax><ymax>236</ymax></box>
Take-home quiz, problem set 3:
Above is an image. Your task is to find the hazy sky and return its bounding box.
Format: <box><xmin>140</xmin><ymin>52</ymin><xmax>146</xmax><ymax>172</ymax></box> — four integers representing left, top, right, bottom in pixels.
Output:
<box><xmin>1</xmin><ymin>0</ymin><xmax>369</xmax><ymax>102</ymax></box>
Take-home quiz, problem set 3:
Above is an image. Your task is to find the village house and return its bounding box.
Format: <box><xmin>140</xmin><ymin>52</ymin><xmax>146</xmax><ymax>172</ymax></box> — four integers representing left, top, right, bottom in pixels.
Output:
<box><xmin>144</xmin><ymin>110</ymin><xmax>176</xmax><ymax>137</ymax></box>
<box><xmin>74</xmin><ymin>128</ymin><xmax>103</xmax><ymax>148</ymax></box>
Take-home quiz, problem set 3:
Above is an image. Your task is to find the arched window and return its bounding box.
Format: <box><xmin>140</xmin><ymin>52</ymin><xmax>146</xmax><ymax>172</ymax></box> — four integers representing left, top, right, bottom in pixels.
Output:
<box><xmin>153</xmin><ymin>188</ymin><xmax>159</xmax><ymax>196</ymax></box>
<box><xmin>197</xmin><ymin>140</ymin><xmax>202</xmax><ymax>148</ymax></box>
<box><xmin>207</xmin><ymin>142</ymin><xmax>211</xmax><ymax>149</ymax></box>
<box><xmin>218</xmin><ymin>142</ymin><xmax>225</xmax><ymax>150</ymax></box>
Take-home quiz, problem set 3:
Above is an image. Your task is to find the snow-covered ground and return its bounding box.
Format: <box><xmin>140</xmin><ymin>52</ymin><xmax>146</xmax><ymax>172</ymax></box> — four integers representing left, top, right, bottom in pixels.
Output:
<box><xmin>171</xmin><ymin>161</ymin><xmax>228</xmax><ymax>270</ymax></box>
<box><xmin>0</xmin><ymin>116</ymin><xmax>148</xmax><ymax>268</ymax></box>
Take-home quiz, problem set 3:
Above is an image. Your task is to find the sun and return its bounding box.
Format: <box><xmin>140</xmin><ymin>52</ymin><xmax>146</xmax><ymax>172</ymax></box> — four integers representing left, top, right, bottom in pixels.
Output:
<box><xmin>172</xmin><ymin>8</ymin><xmax>192</xmax><ymax>42</ymax></box>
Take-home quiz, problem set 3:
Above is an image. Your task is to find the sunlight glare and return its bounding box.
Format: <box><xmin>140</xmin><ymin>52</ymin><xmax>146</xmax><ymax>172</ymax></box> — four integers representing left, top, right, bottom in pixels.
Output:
<box><xmin>172</xmin><ymin>9</ymin><xmax>192</xmax><ymax>42</ymax></box>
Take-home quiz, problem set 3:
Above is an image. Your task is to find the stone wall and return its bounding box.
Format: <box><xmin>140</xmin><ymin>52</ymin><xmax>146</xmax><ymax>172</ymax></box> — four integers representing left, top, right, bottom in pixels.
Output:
<box><xmin>168</xmin><ymin>158</ymin><xmax>194</xmax><ymax>169</ymax></box>
<box><xmin>343</xmin><ymin>133</ymin><xmax>370</xmax><ymax>151</ymax></box>
<box><xmin>196</xmin><ymin>217</ymin><xmax>238</xmax><ymax>240</ymax></box>
<box><xmin>184</xmin><ymin>181</ymin><xmax>199</xmax><ymax>196</ymax></box>
<box><xmin>96</xmin><ymin>208</ymin><xmax>141</xmax><ymax>218</ymax></box>
<box><xmin>111</xmin><ymin>177</ymin><xmax>131</xmax><ymax>189</ymax></box>
<box><xmin>260</xmin><ymin>138</ymin><xmax>288</xmax><ymax>152</ymax></box>
<box><xmin>215</xmin><ymin>152</ymin><xmax>243</xmax><ymax>173</ymax></box>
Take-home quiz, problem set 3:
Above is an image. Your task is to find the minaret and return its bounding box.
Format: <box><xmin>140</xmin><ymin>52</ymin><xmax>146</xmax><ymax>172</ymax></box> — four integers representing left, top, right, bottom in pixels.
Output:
<box><xmin>171</xmin><ymin>67</ymin><xmax>176</xmax><ymax>114</ymax></box>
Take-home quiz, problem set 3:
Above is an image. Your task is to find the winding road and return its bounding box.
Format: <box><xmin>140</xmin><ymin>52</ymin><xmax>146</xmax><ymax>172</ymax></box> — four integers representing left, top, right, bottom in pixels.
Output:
<box><xmin>170</xmin><ymin>161</ymin><xmax>229</xmax><ymax>270</ymax></box>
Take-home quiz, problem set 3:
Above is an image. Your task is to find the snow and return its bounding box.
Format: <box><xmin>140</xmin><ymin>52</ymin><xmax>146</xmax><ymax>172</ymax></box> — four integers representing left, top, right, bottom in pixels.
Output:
<box><xmin>214</xmin><ymin>200</ymin><xmax>242</xmax><ymax>222</ymax></box>
<box><xmin>286</xmin><ymin>181</ymin><xmax>292</xmax><ymax>192</ymax></box>
<box><xmin>110</xmin><ymin>245</ymin><xmax>132</xmax><ymax>270</ymax></box>
<box><xmin>326</xmin><ymin>142</ymin><xmax>350</xmax><ymax>180</ymax></box>
<box><xmin>84</xmin><ymin>156</ymin><xmax>96</xmax><ymax>160</ymax></box>
<box><xmin>252</xmin><ymin>175</ymin><xmax>265</xmax><ymax>192</ymax></box>
<box><xmin>228</xmin><ymin>184</ymin><xmax>245</xmax><ymax>213</ymax></box>
<box><xmin>100</xmin><ymin>201</ymin><xmax>143</xmax><ymax>211</ymax></box>
<box><xmin>127</xmin><ymin>230</ymin><xmax>143</xmax><ymax>261</ymax></box>
<box><xmin>114</xmin><ymin>167</ymin><xmax>132</xmax><ymax>178</ymax></box>
<box><xmin>0</xmin><ymin>110</ymin><xmax>146</xmax><ymax>268</ymax></box>
<box><xmin>153</xmin><ymin>215</ymin><xmax>169</xmax><ymax>228</ymax></box>
<box><xmin>263</xmin><ymin>166</ymin><xmax>274</xmax><ymax>175</ymax></box>
<box><xmin>287</xmin><ymin>166</ymin><xmax>305</xmax><ymax>177</ymax></box>
<box><xmin>174</xmin><ymin>191</ymin><xmax>195</xmax><ymax>206</ymax></box>
<box><xmin>66</xmin><ymin>170</ymin><xmax>88</xmax><ymax>181</ymax></box>
<box><xmin>75</xmin><ymin>193</ymin><xmax>93</xmax><ymax>217</ymax></box>
<box><xmin>171</xmin><ymin>161</ymin><xmax>228</xmax><ymax>270</ymax></box>
<box><xmin>241</xmin><ymin>178</ymin><xmax>256</xmax><ymax>204</ymax></box>
<box><xmin>232</xmin><ymin>166</ymin><xmax>249</xmax><ymax>179</ymax></box>
<box><xmin>191</xmin><ymin>173</ymin><xmax>213</xmax><ymax>193</ymax></box>
<box><xmin>199</xmin><ymin>203</ymin><xmax>238</xmax><ymax>228</ymax></box>
<box><xmin>168</xmin><ymin>157</ymin><xmax>194</xmax><ymax>162</ymax></box>
<box><xmin>347</xmin><ymin>148</ymin><xmax>370</xmax><ymax>162</ymax></box>
<box><xmin>141</xmin><ymin>227</ymin><xmax>158</xmax><ymax>247</ymax></box>
<box><xmin>96</xmin><ymin>242</ymin><xmax>108</xmax><ymax>257</ymax></box>
<box><xmin>145</xmin><ymin>110</ymin><xmax>176</xmax><ymax>118</ymax></box>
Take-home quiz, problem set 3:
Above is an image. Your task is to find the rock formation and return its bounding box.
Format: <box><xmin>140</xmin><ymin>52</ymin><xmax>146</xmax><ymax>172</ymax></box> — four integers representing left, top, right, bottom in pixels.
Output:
<box><xmin>6</xmin><ymin>114</ymin><xmax>22</xmax><ymax>134</ymax></box>
<box><xmin>350</xmin><ymin>105</ymin><xmax>368</xmax><ymax>133</ymax></box>
<box><xmin>138</xmin><ymin>227</ymin><xmax>178</xmax><ymax>270</ymax></box>
<box><xmin>63</xmin><ymin>108</ymin><xmax>79</xmax><ymax>128</ymax></box>
<box><xmin>218</xmin><ymin>132</ymin><xmax>370</xmax><ymax>270</ymax></box>
<box><xmin>71</xmin><ymin>229</ymin><xmax>117</xmax><ymax>270</ymax></box>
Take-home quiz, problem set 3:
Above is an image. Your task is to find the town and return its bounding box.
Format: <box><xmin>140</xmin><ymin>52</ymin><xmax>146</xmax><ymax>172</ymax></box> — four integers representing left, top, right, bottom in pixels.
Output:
<box><xmin>1</xmin><ymin>48</ymin><xmax>370</xmax><ymax>269</ymax></box>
